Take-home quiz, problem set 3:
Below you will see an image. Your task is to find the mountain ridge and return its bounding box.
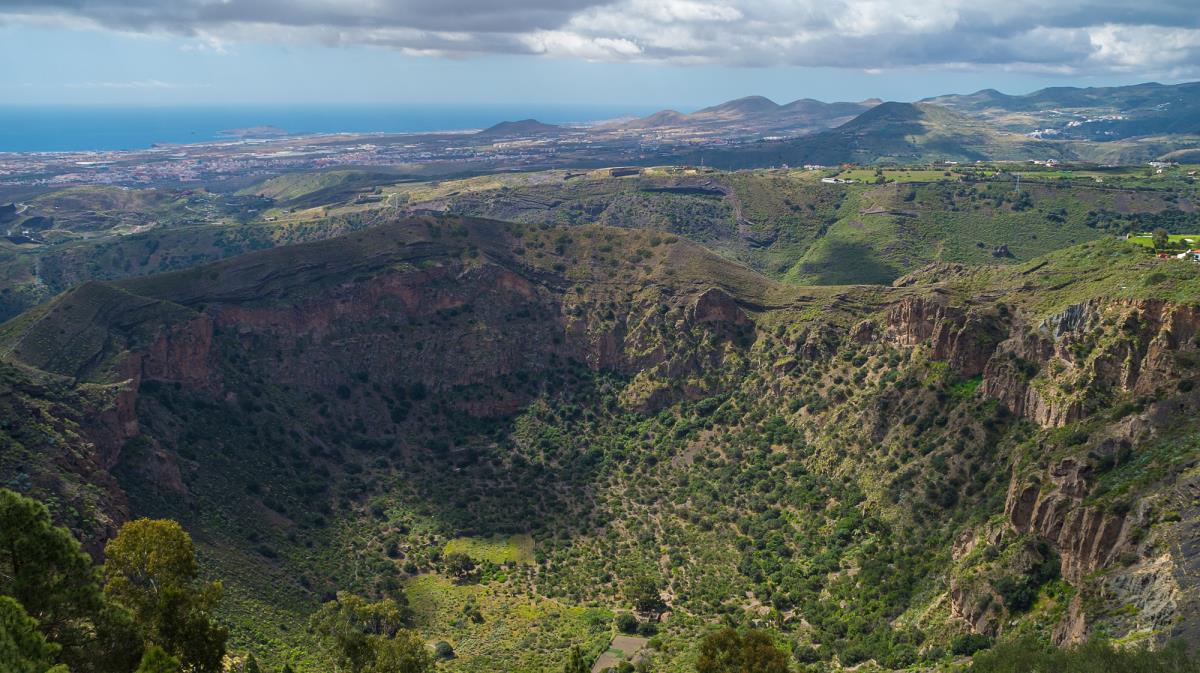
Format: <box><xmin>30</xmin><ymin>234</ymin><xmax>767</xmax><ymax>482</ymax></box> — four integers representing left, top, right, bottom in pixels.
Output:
<box><xmin>617</xmin><ymin>94</ymin><xmax>878</xmax><ymax>134</ymax></box>
<box><xmin>922</xmin><ymin>79</ymin><xmax>1200</xmax><ymax>139</ymax></box>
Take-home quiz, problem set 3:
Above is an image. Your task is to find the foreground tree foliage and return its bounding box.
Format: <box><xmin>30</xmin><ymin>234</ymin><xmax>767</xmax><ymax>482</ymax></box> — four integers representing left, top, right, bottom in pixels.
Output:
<box><xmin>0</xmin><ymin>596</ymin><xmax>66</xmax><ymax>673</ymax></box>
<box><xmin>0</xmin><ymin>490</ymin><xmax>232</xmax><ymax>673</ymax></box>
<box><xmin>0</xmin><ymin>490</ymin><xmax>99</xmax><ymax>642</ymax></box>
<box><xmin>0</xmin><ymin>489</ymin><xmax>142</xmax><ymax>673</ymax></box>
<box><xmin>309</xmin><ymin>592</ymin><xmax>429</xmax><ymax>673</ymax></box>
<box><xmin>134</xmin><ymin>645</ymin><xmax>182</xmax><ymax>673</ymax></box>
<box><xmin>695</xmin><ymin>628</ymin><xmax>790</xmax><ymax>673</ymax></box>
<box><xmin>969</xmin><ymin>637</ymin><xmax>1200</xmax><ymax>673</ymax></box>
<box><xmin>103</xmin><ymin>519</ymin><xmax>228</xmax><ymax>673</ymax></box>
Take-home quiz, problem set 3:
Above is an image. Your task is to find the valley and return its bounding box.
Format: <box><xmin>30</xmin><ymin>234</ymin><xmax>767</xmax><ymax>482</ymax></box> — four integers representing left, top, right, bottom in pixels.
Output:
<box><xmin>2</xmin><ymin>200</ymin><xmax>1199</xmax><ymax>670</ymax></box>
<box><xmin>3</xmin><ymin>160</ymin><xmax>1197</xmax><ymax>322</ymax></box>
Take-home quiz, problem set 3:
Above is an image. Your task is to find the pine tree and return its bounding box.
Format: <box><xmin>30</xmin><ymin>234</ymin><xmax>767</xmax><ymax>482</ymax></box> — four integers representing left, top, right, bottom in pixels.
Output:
<box><xmin>134</xmin><ymin>645</ymin><xmax>181</xmax><ymax>673</ymax></box>
<box><xmin>0</xmin><ymin>488</ymin><xmax>142</xmax><ymax>673</ymax></box>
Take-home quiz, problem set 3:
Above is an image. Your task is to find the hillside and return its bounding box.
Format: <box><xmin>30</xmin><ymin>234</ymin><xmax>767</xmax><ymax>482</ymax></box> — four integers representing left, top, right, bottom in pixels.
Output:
<box><xmin>619</xmin><ymin>95</ymin><xmax>876</xmax><ymax>135</ymax></box>
<box><xmin>4</xmin><ymin>165</ymin><xmax>1197</xmax><ymax>324</ymax></box>
<box><xmin>239</xmin><ymin>169</ymin><xmax>412</xmax><ymax>208</ymax></box>
<box><xmin>689</xmin><ymin>102</ymin><xmax>1066</xmax><ymax>168</ymax></box>
<box><xmin>392</xmin><ymin>167</ymin><xmax>1198</xmax><ymax>285</ymax></box>
<box><xmin>695</xmin><ymin>95</ymin><xmax>782</xmax><ymax>117</ymax></box>
<box><xmin>924</xmin><ymin>80</ymin><xmax>1200</xmax><ymax>140</ymax></box>
<box><xmin>1</xmin><ymin>215</ymin><xmax>1198</xmax><ymax>671</ymax></box>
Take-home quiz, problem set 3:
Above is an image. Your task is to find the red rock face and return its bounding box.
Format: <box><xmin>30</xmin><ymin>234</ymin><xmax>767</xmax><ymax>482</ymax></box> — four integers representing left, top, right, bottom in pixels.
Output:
<box><xmin>91</xmin><ymin>316</ymin><xmax>217</xmax><ymax>469</ymax></box>
<box><xmin>141</xmin><ymin>317</ymin><xmax>217</xmax><ymax>388</ymax></box>
<box><xmin>884</xmin><ymin>296</ymin><xmax>1002</xmax><ymax>377</ymax></box>
<box><xmin>690</xmin><ymin>287</ymin><xmax>749</xmax><ymax>326</ymax></box>
<box><xmin>89</xmin><ymin>259</ymin><xmax>755</xmax><ymax>452</ymax></box>
<box><xmin>198</xmin><ymin>264</ymin><xmax>560</xmax><ymax>398</ymax></box>
<box><xmin>90</xmin><ymin>358</ymin><xmax>143</xmax><ymax>469</ymax></box>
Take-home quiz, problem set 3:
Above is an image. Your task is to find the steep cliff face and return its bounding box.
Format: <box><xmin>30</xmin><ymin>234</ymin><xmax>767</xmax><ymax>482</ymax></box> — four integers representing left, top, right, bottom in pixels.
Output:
<box><xmin>878</xmin><ymin>285</ymin><xmax>1200</xmax><ymax>645</ymax></box>
<box><xmin>982</xmin><ymin>298</ymin><xmax>1200</xmax><ymax>428</ymax></box>
<box><xmin>90</xmin><ymin>316</ymin><xmax>218</xmax><ymax>467</ymax></box>
<box><xmin>985</xmin><ymin>299</ymin><xmax>1200</xmax><ymax>641</ymax></box>
<box><xmin>884</xmin><ymin>295</ymin><xmax>1004</xmax><ymax>376</ymax></box>
<box><xmin>1005</xmin><ymin>476</ymin><xmax>1130</xmax><ymax>585</ymax></box>
<box><xmin>4</xmin><ymin>218</ymin><xmax>761</xmax><ymax>510</ymax></box>
<box><xmin>880</xmin><ymin>288</ymin><xmax>1200</xmax><ymax>432</ymax></box>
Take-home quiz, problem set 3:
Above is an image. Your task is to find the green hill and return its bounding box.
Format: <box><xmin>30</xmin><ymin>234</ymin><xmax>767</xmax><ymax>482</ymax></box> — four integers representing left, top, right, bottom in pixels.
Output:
<box><xmin>621</xmin><ymin>95</ymin><xmax>875</xmax><ymax>134</ymax></box>
<box><xmin>4</xmin><ymin>166</ymin><xmax>1196</xmax><ymax>324</ymax></box>
<box><xmin>240</xmin><ymin>169</ymin><xmax>411</xmax><ymax>209</ymax></box>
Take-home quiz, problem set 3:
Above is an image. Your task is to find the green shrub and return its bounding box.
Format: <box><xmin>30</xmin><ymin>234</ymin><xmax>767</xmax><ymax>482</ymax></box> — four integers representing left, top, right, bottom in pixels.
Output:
<box><xmin>970</xmin><ymin>638</ymin><xmax>1200</xmax><ymax>673</ymax></box>
<box><xmin>951</xmin><ymin>633</ymin><xmax>993</xmax><ymax>656</ymax></box>
<box><xmin>615</xmin><ymin>613</ymin><xmax>638</xmax><ymax>634</ymax></box>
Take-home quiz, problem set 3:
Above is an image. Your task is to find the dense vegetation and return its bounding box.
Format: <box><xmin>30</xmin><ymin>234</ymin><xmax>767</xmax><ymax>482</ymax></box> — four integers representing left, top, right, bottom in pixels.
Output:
<box><xmin>1</xmin><ymin>168</ymin><xmax>1199</xmax><ymax>672</ymax></box>
<box><xmin>0</xmin><ymin>488</ymin><xmax>436</xmax><ymax>673</ymax></box>
<box><xmin>6</xmin><ymin>490</ymin><xmax>1197</xmax><ymax>673</ymax></box>
<box><xmin>967</xmin><ymin>638</ymin><xmax>1200</xmax><ymax>673</ymax></box>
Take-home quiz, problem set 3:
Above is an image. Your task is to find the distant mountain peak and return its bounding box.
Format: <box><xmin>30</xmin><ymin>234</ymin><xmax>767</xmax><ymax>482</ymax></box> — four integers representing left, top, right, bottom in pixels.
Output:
<box><xmin>843</xmin><ymin>101</ymin><xmax>926</xmax><ymax>125</ymax></box>
<box><xmin>477</xmin><ymin>119</ymin><xmax>562</xmax><ymax>137</ymax></box>
<box><xmin>697</xmin><ymin>95</ymin><xmax>781</xmax><ymax>115</ymax></box>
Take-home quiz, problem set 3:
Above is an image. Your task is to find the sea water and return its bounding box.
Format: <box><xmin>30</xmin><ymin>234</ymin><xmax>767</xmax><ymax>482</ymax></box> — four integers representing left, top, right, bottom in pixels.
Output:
<box><xmin>0</xmin><ymin>104</ymin><xmax>657</xmax><ymax>152</ymax></box>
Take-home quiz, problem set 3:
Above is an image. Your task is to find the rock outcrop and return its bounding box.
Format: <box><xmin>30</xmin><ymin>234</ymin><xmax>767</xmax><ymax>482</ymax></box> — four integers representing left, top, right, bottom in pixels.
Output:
<box><xmin>982</xmin><ymin>298</ymin><xmax>1200</xmax><ymax>427</ymax></box>
<box><xmin>885</xmin><ymin>296</ymin><xmax>1003</xmax><ymax>376</ymax></box>
<box><xmin>1005</xmin><ymin>477</ymin><xmax>1130</xmax><ymax>584</ymax></box>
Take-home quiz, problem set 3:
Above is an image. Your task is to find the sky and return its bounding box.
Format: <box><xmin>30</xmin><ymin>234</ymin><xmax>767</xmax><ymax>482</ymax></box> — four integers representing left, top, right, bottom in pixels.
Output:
<box><xmin>2</xmin><ymin>0</ymin><xmax>1199</xmax><ymax>110</ymax></box>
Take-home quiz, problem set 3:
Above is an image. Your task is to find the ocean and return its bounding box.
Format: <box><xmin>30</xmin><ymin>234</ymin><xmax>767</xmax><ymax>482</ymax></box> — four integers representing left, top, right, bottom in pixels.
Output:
<box><xmin>0</xmin><ymin>104</ymin><xmax>659</xmax><ymax>152</ymax></box>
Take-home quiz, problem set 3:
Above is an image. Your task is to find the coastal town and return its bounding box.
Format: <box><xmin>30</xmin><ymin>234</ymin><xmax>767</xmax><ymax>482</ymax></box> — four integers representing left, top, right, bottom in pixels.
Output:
<box><xmin>0</xmin><ymin>120</ymin><xmax>762</xmax><ymax>192</ymax></box>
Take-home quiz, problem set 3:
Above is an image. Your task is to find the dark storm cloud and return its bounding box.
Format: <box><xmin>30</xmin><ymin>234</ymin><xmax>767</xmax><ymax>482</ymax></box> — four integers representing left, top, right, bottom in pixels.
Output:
<box><xmin>1</xmin><ymin>0</ymin><xmax>1198</xmax><ymax>74</ymax></box>
<box><xmin>0</xmin><ymin>0</ymin><xmax>615</xmax><ymax>36</ymax></box>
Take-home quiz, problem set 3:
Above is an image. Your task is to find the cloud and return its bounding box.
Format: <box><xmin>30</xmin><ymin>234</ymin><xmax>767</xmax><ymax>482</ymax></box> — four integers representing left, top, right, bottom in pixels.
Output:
<box><xmin>1</xmin><ymin>0</ymin><xmax>1198</xmax><ymax>75</ymax></box>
